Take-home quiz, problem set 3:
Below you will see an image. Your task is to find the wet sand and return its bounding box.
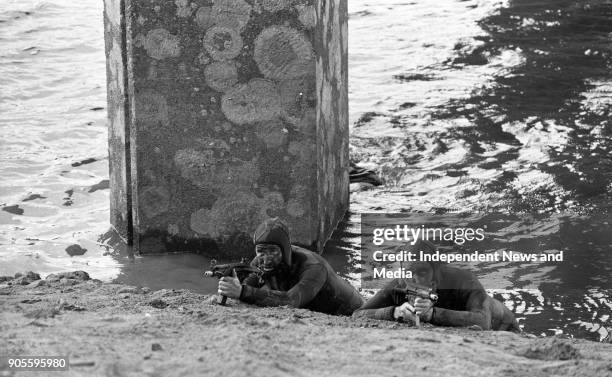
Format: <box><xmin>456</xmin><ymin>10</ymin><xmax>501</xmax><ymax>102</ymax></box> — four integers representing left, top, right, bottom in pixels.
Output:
<box><xmin>1</xmin><ymin>272</ymin><xmax>611</xmax><ymax>377</ymax></box>
<box><xmin>0</xmin><ymin>0</ymin><xmax>611</xmax><ymax>342</ymax></box>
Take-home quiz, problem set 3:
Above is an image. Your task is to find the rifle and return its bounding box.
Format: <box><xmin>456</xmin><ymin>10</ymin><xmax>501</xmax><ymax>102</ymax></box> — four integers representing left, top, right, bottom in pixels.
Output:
<box><xmin>392</xmin><ymin>282</ymin><xmax>438</xmax><ymax>327</ymax></box>
<box><xmin>204</xmin><ymin>258</ymin><xmax>261</xmax><ymax>305</ymax></box>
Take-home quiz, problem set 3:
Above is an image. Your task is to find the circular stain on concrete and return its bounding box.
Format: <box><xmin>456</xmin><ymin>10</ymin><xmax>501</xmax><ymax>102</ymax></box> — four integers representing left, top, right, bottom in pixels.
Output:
<box><xmin>140</xmin><ymin>186</ymin><xmax>170</xmax><ymax>219</ymax></box>
<box><xmin>203</xmin><ymin>26</ymin><xmax>243</xmax><ymax>61</ymax></box>
<box><xmin>261</xmin><ymin>0</ymin><xmax>290</xmax><ymax>12</ymax></box>
<box><xmin>205</xmin><ymin>61</ymin><xmax>238</xmax><ymax>92</ymax></box>
<box><xmin>255</xmin><ymin>119</ymin><xmax>288</xmax><ymax>149</ymax></box>
<box><xmin>221</xmin><ymin>79</ymin><xmax>282</xmax><ymax>125</ymax></box>
<box><xmin>254</xmin><ymin>26</ymin><xmax>313</xmax><ymax>80</ymax></box>
<box><xmin>143</xmin><ymin>28</ymin><xmax>181</xmax><ymax>60</ymax></box>
<box><xmin>211</xmin><ymin>0</ymin><xmax>252</xmax><ymax>31</ymax></box>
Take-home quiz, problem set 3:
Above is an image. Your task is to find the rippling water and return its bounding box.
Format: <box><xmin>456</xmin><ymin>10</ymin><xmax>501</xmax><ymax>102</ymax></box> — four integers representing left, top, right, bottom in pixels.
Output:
<box><xmin>0</xmin><ymin>0</ymin><xmax>610</xmax><ymax>341</ymax></box>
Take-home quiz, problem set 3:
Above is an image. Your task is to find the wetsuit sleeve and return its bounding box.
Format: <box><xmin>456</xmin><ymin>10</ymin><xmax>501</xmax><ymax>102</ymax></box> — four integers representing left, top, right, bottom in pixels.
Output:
<box><xmin>239</xmin><ymin>263</ymin><xmax>327</xmax><ymax>308</ymax></box>
<box><xmin>351</xmin><ymin>280</ymin><xmax>398</xmax><ymax>321</ymax></box>
<box><xmin>239</xmin><ymin>257</ymin><xmax>264</xmax><ymax>288</ymax></box>
<box><xmin>430</xmin><ymin>289</ymin><xmax>491</xmax><ymax>330</ymax></box>
<box><xmin>241</xmin><ymin>273</ymin><xmax>262</xmax><ymax>288</ymax></box>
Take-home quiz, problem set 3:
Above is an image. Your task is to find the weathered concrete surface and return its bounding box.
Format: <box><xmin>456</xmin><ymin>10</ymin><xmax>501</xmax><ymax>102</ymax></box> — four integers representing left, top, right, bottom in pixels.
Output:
<box><xmin>315</xmin><ymin>0</ymin><xmax>349</xmax><ymax>251</ymax></box>
<box><xmin>104</xmin><ymin>0</ymin><xmax>132</xmax><ymax>242</ymax></box>
<box><xmin>104</xmin><ymin>0</ymin><xmax>349</xmax><ymax>255</ymax></box>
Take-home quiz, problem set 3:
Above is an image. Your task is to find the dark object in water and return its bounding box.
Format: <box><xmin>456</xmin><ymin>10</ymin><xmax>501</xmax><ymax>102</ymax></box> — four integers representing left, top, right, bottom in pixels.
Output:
<box><xmin>349</xmin><ymin>162</ymin><xmax>383</xmax><ymax>186</ymax></box>
<box><xmin>63</xmin><ymin>189</ymin><xmax>74</xmax><ymax>206</ymax></box>
<box><xmin>446</xmin><ymin>170</ymin><xmax>468</xmax><ymax>177</ymax></box>
<box><xmin>72</xmin><ymin>158</ymin><xmax>97</xmax><ymax>167</ymax></box>
<box><xmin>393</xmin><ymin>73</ymin><xmax>439</xmax><ymax>82</ymax></box>
<box><xmin>88</xmin><ymin>180</ymin><xmax>110</xmax><ymax>193</ymax></box>
<box><xmin>65</xmin><ymin>244</ymin><xmax>87</xmax><ymax>256</ymax></box>
<box><xmin>354</xmin><ymin>112</ymin><xmax>383</xmax><ymax>127</ymax></box>
<box><xmin>22</xmin><ymin>194</ymin><xmax>47</xmax><ymax>202</ymax></box>
<box><xmin>2</xmin><ymin>205</ymin><xmax>24</xmax><ymax>215</ymax></box>
<box><xmin>398</xmin><ymin>102</ymin><xmax>417</xmax><ymax>110</ymax></box>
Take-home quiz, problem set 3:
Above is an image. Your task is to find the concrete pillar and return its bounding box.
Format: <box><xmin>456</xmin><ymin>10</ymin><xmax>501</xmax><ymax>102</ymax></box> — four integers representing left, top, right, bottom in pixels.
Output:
<box><xmin>103</xmin><ymin>0</ymin><xmax>348</xmax><ymax>256</ymax></box>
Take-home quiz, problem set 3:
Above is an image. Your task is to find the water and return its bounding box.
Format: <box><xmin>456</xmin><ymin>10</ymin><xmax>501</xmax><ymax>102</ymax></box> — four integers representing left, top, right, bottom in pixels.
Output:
<box><xmin>0</xmin><ymin>0</ymin><xmax>611</xmax><ymax>341</ymax></box>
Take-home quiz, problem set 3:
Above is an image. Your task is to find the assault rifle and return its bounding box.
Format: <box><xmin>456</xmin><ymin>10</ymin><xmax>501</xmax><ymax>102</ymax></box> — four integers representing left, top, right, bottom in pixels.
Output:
<box><xmin>392</xmin><ymin>282</ymin><xmax>438</xmax><ymax>327</ymax></box>
<box><xmin>204</xmin><ymin>258</ymin><xmax>261</xmax><ymax>305</ymax></box>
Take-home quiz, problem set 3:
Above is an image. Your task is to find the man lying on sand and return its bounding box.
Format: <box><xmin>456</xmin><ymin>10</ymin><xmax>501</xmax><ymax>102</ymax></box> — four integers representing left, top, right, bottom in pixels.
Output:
<box><xmin>217</xmin><ymin>217</ymin><xmax>364</xmax><ymax>316</ymax></box>
<box><xmin>353</xmin><ymin>241</ymin><xmax>519</xmax><ymax>331</ymax></box>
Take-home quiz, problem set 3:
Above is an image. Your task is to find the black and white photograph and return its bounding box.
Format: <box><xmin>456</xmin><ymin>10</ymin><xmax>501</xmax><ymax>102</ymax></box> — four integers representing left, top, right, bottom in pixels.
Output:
<box><xmin>1</xmin><ymin>0</ymin><xmax>611</xmax><ymax>376</ymax></box>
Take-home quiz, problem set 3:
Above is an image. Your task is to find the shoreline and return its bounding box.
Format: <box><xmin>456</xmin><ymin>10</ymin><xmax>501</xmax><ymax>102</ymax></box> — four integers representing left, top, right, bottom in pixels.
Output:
<box><xmin>1</xmin><ymin>271</ymin><xmax>611</xmax><ymax>377</ymax></box>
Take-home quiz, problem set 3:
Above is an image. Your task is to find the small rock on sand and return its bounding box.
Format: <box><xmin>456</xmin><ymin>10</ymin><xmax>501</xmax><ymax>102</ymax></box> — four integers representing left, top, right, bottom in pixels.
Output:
<box><xmin>27</xmin><ymin>280</ymin><xmax>46</xmax><ymax>288</ymax></box>
<box><xmin>60</xmin><ymin>278</ymin><xmax>79</xmax><ymax>286</ymax></box>
<box><xmin>12</xmin><ymin>271</ymin><xmax>41</xmax><ymax>285</ymax></box>
<box><xmin>46</xmin><ymin>271</ymin><xmax>90</xmax><ymax>282</ymax></box>
<box><xmin>25</xmin><ymin>307</ymin><xmax>61</xmax><ymax>319</ymax></box>
<box><xmin>151</xmin><ymin>343</ymin><xmax>163</xmax><ymax>351</ymax></box>
<box><xmin>149</xmin><ymin>299</ymin><xmax>168</xmax><ymax>309</ymax></box>
<box><xmin>117</xmin><ymin>286</ymin><xmax>141</xmax><ymax>294</ymax></box>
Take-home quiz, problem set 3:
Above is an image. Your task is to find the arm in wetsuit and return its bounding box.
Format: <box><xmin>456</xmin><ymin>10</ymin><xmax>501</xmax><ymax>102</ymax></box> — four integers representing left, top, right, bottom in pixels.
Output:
<box><xmin>430</xmin><ymin>288</ymin><xmax>492</xmax><ymax>329</ymax></box>
<box><xmin>351</xmin><ymin>279</ymin><xmax>401</xmax><ymax>321</ymax></box>
<box><xmin>241</xmin><ymin>267</ymin><xmax>263</xmax><ymax>288</ymax></box>
<box><xmin>239</xmin><ymin>262</ymin><xmax>327</xmax><ymax>308</ymax></box>
<box><xmin>431</xmin><ymin>289</ymin><xmax>519</xmax><ymax>331</ymax></box>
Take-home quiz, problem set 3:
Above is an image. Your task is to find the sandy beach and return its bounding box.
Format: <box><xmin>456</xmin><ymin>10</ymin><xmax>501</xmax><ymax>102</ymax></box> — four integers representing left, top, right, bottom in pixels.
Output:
<box><xmin>1</xmin><ymin>271</ymin><xmax>611</xmax><ymax>377</ymax></box>
<box><xmin>1</xmin><ymin>3</ymin><xmax>611</xmax><ymax>372</ymax></box>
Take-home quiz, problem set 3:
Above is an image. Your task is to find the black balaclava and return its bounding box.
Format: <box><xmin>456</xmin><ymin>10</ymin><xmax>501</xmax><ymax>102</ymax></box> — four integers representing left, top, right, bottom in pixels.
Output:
<box><xmin>253</xmin><ymin>217</ymin><xmax>292</xmax><ymax>266</ymax></box>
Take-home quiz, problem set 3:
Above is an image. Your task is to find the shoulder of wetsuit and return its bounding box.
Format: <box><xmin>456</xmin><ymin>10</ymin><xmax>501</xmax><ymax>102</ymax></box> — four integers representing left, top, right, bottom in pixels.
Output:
<box><xmin>290</xmin><ymin>245</ymin><xmax>323</xmax><ymax>265</ymax></box>
<box><xmin>289</xmin><ymin>245</ymin><xmax>332</xmax><ymax>276</ymax></box>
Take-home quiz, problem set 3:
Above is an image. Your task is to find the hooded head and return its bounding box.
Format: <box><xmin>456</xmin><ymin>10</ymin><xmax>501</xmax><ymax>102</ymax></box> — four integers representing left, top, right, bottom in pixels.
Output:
<box><xmin>253</xmin><ymin>217</ymin><xmax>292</xmax><ymax>267</ymax></box>
<box><xmin>404</xmin><ymin>239</ymin><xmax>439</xmax><ymax>288</ymax></box>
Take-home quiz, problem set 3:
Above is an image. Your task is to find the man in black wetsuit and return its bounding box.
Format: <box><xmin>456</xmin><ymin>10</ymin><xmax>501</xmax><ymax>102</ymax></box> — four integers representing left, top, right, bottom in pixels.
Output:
<box><xmin>217</xmin><ymin>217</ymin><xmax>364</xmax><ymax>316</ymax></box>
<box><xmin>353</xmin><ymin>241</ymin><xmax>519</xmax><ymax>331</ymax></box>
